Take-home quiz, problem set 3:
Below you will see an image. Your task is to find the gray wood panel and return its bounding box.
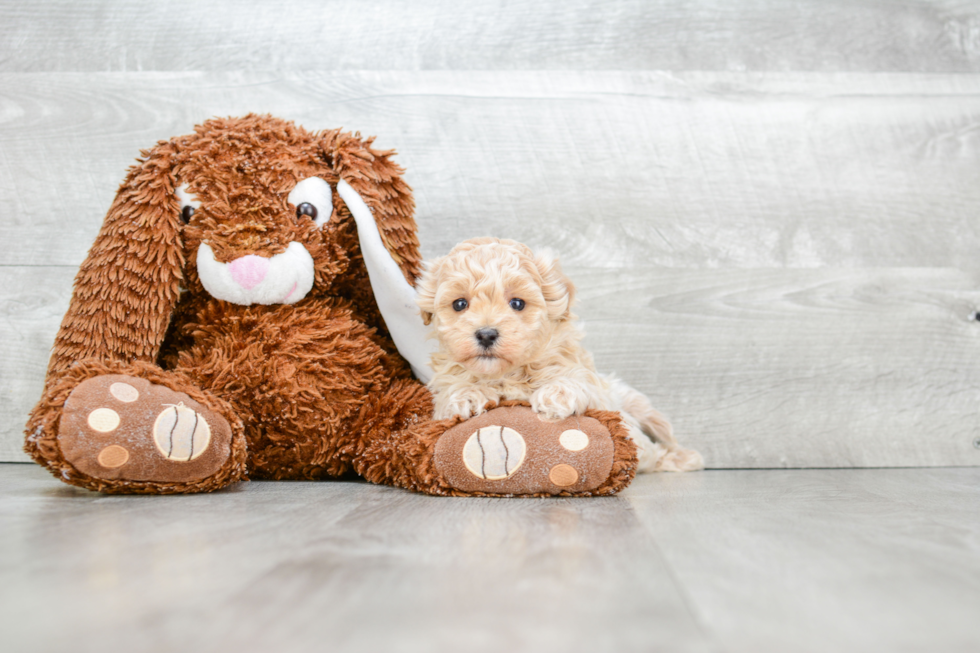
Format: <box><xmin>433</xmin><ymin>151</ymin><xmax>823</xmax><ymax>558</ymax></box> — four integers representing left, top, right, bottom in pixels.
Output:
<box><xmin>0</xmin><ymin>267</ymin><xmax>71</xmax><ymax>463</ymax></box>
<box><xmin>0</xmin><ymin>465</ymin><xmax>711</xmax><ymax>653</ymax></box>
<box><xmin>2</xmin><ymin>464</ymin><xmax>979</xmax><ymax>652</ymax></box>
<box><xmin>1</xmin><ymin>71</ymin><xmax>979</xmax><ymax>269</ymax></box>
<box><xmin>626</xmin><ymin>468</ymin><xmax>980</xmax><ymax>653</ymax></box>
<box><xmin>1</xmin><ymin>0</ymin><xmax>979</xmax><ymax>73</ymax></box>
<box><xmin>576</xmin><ymin>266</ymin><xmax>980</xmax><ymax>469</ymax></box>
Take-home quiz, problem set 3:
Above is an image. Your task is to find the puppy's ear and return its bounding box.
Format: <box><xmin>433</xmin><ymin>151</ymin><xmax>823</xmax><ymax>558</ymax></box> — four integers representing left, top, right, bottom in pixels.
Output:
<box><xmin>415</xmin><ymin>257</ymin><xmax>444</xmax><ymax>326</ymax></box>
<box><xmin>534</xmin><ymin>249</ymin><xmax>576</xmax><ymax>321</ymax></box>
<box><xmin>46</xmin><ymin>140</ymin><xmax>183</xmax><ymax>378</ymax></box>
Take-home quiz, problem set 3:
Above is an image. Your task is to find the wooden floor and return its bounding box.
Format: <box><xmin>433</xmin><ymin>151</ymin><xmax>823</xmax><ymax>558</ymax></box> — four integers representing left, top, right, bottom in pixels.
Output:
<box><xmin>2</xmin><ymin>463</ymin><xmax>978</xmax><ymax>653</ymax></box>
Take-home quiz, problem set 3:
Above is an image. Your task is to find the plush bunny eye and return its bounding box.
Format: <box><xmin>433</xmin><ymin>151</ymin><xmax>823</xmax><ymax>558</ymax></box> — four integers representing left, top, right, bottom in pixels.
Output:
<box><xmin>509</xmin><ymin>298</ymin><xmax>526</xmax><ymax>311</ymax></box>
<box><xmin>288</xmin><ymin>177</ymin><xmax>332</xmax><ymax>228</ymax></box>
<box><xmin>296</xmin><ymin>202</ymin><xmax>317</xmax><ymax>220</ymax></box>
<box><xmin>452</xmin><ymin>298</ymin><xmax>468</xmax><ymax>312</ymax></box>
<box><xmin>176</xmin><ymin>183</ymin><xmax>201</xmax><ymax>226</ymax></box>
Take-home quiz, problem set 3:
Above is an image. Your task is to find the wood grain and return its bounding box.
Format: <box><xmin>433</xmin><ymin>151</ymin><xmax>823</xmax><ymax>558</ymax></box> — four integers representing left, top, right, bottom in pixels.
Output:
<box><xmin>0</xmin><ymin>267</ymin><xmax>72</xmax><ymax>462</ymax></box>
<box><xmin>579</xmin><ymin>266</ymin><xmax>980</xmax><ymax>468</ymax></box>
<box><xmin>1</xmin><ymin>71</ymin><xmax>979</xmax><ymax>269</ymax></box>
<box><xmin>1</xmin><ymin>0</ymin><xmax>979</xmax><ymax>73</ymax></box>
<box><xmin>627</xmin><ymin>468</ymin><xmax>980</xmax><ymax>652</ymax></box>
<box><xmin>2</xmin><ymin>464</ymin><xmax>978</xmax><ymax>652</ymax></box>
<box><xmin>0</xmin><ymin>465</ymin><xmax>710</xmax><ymax>653</ymax></box>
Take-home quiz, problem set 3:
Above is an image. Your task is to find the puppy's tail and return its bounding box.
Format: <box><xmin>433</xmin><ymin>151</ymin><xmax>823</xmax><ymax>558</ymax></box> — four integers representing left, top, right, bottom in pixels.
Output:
<box><xmin>611</xmin><ymin>377</ymin><xmax>705</xmax><ymax>472</ymax></box>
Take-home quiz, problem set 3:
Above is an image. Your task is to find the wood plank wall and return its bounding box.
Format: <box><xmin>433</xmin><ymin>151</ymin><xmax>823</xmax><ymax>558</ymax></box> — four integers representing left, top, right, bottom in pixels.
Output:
<box><xmin>2</xmin><ymin>1</ymin><xmax>979</xmax><ymax>467</ymax></box>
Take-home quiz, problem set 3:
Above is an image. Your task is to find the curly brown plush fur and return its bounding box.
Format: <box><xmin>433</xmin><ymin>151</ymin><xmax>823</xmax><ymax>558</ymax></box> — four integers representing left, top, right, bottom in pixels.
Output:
<box><xmin>24</xmin><ymin>115</ymin><xmax>637</xmax><ymax>496</ymax></box>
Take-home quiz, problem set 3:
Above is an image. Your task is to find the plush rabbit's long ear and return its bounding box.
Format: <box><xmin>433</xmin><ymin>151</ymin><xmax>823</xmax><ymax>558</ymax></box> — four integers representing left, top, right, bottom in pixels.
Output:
<box><xmin>318</xmin><ymin>130</ymin><xmax>435</xmax><ymax>382</ymax></box>
<box><xmin>46</xmin><ymin>141</ymin><xmax>183</xmax><ymax>378</ymax></box>
<box><xmin>318</xmin><ymin>129</ymin><xmax>422</xmax><ymax>284</ymax></box>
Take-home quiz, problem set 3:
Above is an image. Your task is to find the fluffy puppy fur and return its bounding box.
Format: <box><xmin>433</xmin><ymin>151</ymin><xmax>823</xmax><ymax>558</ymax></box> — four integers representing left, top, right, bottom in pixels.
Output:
<box><xmin>417</xmin><ymin>238</ymin><xmax>704</xmax><ymax>473</ymax></box>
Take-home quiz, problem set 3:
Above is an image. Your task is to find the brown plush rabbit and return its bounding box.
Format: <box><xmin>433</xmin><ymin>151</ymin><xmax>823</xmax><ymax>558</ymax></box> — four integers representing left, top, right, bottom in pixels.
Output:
<box><xmin>24</xmin><ymin>115</ymin><xmax>637</xmax><ymax>496</ymax></box>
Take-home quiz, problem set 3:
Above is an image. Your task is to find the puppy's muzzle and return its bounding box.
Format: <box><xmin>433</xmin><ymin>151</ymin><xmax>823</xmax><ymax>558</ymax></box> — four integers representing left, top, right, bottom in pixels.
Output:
<box><xmin>474</xmin><ymin>328</ymin><xmax>499</xmax><ymax>350</ymax></box>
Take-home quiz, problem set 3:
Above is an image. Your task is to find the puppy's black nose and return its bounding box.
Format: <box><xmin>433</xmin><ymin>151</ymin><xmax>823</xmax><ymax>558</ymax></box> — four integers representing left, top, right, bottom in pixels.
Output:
<box><xmin>475</xmin><ymin>328</ymin><xmax>499</xmax><ymax>349</ymax></box>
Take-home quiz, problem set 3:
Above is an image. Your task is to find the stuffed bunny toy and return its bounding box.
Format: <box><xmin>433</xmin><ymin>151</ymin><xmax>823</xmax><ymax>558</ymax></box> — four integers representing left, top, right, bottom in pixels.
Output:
<box><xmin>24</xmin><ymin>115</ymin><xmax>637</xmax><ymax>496</ymax></box>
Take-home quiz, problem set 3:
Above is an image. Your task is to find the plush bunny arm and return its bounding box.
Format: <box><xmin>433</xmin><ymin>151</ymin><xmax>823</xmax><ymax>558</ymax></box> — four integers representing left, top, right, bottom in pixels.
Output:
<box><xmin>337</xmin><ymin>180</ymin><xmax>435</xmax><ymax>383</ymax></box>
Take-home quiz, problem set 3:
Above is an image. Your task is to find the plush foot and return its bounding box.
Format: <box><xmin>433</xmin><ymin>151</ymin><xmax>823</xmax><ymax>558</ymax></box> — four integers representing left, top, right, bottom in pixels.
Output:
<box><xmin>434</xmin><ymin>405</ymin><xmax>620</xmax><ymax>495</ymax></box>
<box><xmin>58</xmin><ymin>374</ymin><xmax>234</xmax><ymax>486</ymax></box>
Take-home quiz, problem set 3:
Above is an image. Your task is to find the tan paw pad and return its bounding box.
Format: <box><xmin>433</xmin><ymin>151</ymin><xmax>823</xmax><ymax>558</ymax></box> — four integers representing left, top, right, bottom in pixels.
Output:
<box><xmin>109</xmin><ymin>382</ymin><xmax>140</xmax><ymax>403</ymax></box>
<box><xmin>153</xmin><ymin>403</ymin><xmax>211</xmax><ymax>462</ymax></box>
<box><xmin>462</xmin><ymin>426</ymin><xmax>526</xmax><ymax>480</ymax></box>
<box><xmin>559</xmin><ymin>429</ymin><xmax>589</xmax><ymax>451</ymax></box>
<box><xmin>97</xmin><ymin>445</ymin><xmax>129</xmax><ymax>468</ymax></box>
<box><xmin>549</xmin><ymin>464</ymin><xmax>579</xmax><ymax>487</ymax></box>
<box><xmin>87</xmin><ymin>408</ymin><xmax>121</xmax><ymax>433</ymax></box>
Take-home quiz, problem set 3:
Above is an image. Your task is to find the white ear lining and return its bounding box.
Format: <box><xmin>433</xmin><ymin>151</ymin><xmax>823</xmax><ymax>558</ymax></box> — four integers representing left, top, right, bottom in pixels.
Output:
<box><xmin>337</xmin><ymin>179</ymin><xmax>435</xmax><ymax>384</ymax></box>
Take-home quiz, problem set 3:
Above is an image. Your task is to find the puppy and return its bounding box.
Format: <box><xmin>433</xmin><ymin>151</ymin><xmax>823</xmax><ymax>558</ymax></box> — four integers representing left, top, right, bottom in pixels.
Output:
<box><xmin>416</xmin><ymin>237</ymin><xmax>704</xmax><ymax>473</ymax></box>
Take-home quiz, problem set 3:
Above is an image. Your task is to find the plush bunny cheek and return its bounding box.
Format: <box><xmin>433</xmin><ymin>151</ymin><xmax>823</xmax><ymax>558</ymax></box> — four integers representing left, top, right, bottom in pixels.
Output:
<box><xmin>196</xmin><ymin>242</ymin><xmax>315</xmax><ymax>305</ymax></box>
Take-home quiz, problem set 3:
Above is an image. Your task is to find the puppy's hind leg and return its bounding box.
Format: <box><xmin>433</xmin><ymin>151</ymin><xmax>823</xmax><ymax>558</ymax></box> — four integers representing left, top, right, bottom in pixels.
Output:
<box><xmin>615</xmin><ymin>381</ymin><xmax>704</xmax><ymax>473</ymax></box>
<box><xmin>620</xmin><ymin>416</ymin><xmax>670</xmax><ymax>474</ymax></box>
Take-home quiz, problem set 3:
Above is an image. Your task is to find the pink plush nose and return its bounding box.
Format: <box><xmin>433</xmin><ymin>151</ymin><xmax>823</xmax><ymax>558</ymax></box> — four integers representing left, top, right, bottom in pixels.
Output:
<box><xmin>228</xmin><ymin>255</ymin><xmax>269</xmax><ymax>290</ymax></box>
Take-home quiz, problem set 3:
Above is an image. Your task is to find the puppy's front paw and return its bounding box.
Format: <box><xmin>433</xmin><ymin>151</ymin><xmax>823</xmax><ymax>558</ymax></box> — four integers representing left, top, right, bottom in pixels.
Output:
<box><xmin>531</xmin><ymin>381</ymin><xmax>588</xmax><ymax>421</ymax></box>
<box><xmin>435</xmin><ymin>388</ymin><xmax>497</xmax><ymax>420</ymax></box>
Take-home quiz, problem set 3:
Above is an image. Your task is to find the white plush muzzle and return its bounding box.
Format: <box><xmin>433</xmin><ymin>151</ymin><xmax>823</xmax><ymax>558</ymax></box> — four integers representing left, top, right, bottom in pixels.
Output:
<box><xmin>196</xmin><ymin>241</ymin><xmax>315</xmax><ymax>306</ymax></box>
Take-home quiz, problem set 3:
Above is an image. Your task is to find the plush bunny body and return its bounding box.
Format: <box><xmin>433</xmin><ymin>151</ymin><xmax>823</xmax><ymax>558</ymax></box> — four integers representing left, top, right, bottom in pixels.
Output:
<box><xmin>25</xmin><ymin>115</ymin><xmax>637</xmax><ymax>496</ymax></box>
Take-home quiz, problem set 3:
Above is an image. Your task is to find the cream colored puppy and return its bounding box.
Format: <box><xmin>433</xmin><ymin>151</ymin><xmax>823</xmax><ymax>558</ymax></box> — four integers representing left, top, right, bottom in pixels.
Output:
<box><xmin>416</xmin><ymin>237</ymin><xmax>703</xmax><ymax>473</ymax></box>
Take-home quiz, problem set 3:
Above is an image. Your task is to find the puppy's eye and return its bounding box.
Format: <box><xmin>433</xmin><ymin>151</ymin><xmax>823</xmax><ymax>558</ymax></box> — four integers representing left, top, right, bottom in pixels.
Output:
<box><xmin>509</xmin><ymin>298</ymin><xmax>526</xmax><ymax>311</ymax></box>
<box><xmin>176</xmin><ymin>183</ymin><xmax>201</xmax><ymax>226</ymax></box>
<box><xmin>296</xmin><ymin>202</ymin><xmax>317</xmax><ymax>220</ymax></box>
<box><xmin>288</xmin><ymin>177</ymin><xmax>332</xmax><ymax>228</ymax></box>
<box><xmin>452</xmin><ymin>298</ymin><xmax>468</xmax><ymax>312</ymax></box>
